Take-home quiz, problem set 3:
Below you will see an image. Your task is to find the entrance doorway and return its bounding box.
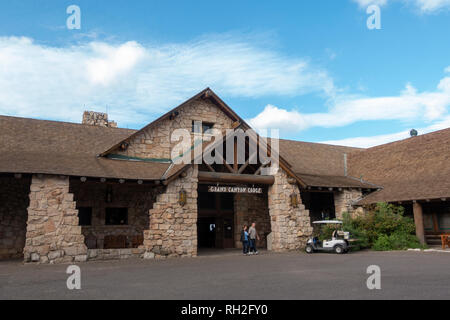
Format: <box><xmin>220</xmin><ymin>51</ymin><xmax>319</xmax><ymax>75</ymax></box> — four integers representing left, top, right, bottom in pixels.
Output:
<box><xmin>0</xmin><ymin>175</ymin><xmax>31</xmax><ymax>261</ymax></box>
<box><xmin>197</xmin><ymin>190</ymin><xmax>235</xmax><ymax>249</ymax></box>
<box><xmin>301</xmin><ymin>191</ymin><xmax>336</xmax><ymax>222</ymax></box>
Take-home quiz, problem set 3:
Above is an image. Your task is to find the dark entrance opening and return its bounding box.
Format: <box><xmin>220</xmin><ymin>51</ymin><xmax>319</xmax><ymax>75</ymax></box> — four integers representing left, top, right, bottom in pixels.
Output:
<box><xmin>197</xmin><ymin>189</ymin><xmax>235</xmax><ymax>249</ymax></box>
<box><xmin>198</xmin><ymin>217</ymin><xmax>216</xmax><ymax>248</ymax></box>
<box><xmin>0</xmin><ymin>174</ymin><xmax>31</xmax><ymax>261</ymax></box>
<box><xmin>301</xmin><ymin>191</ymin><xmax>336</xmax><ymax>222</ymax></box>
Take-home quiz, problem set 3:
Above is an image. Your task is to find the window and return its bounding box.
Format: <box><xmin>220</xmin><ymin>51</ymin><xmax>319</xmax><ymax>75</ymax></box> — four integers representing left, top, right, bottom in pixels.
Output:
<box><xmin>192</xmin><ymin>121</ymin><xmax>214</xmax><ymax>134</ymax></box>
<box><xmin>105</xmin><ymin>208</ymin><xmax>128</xmax><ymax>225</ymax></box>
<box><xmin>78</xmin><ymin>207</ymin><xmax>92</xmax><ymax>226</ymax></box>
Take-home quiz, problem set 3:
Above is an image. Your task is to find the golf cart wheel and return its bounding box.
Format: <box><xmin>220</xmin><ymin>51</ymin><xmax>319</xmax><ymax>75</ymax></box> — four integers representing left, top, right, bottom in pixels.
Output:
<box><xmin>305</xmin><ymin>245</ymin><xmax>314</xmax><ymax>254</ymax></box>
<box><xmin>334</xmin><ymin>245</ymin><xmax>344</xmax><ymax>254</ymax></box>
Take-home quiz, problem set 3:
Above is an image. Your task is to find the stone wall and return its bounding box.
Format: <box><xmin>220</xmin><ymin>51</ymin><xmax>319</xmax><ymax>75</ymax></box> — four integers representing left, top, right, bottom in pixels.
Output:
<box><xmin>334</xmin><ymin>189</ymin><xmax>364</xmax><ymax>219</ymax></box>
<box><xmin>24</xmin><ymin>175</ymin><xmax>87</xmax><ymax>264</ymax></box>
<box><xmin>87</xmin><ymin>248</ymin><xmax>145</xmax><ymax>261</ymax></box>
<box><xmin>0</xmin><ymin>176</ymin><xmax>31</xmax><ymax>260</ymax></box>
<box><xmin>70</xmin><ymin>180</ymin><xmax>157</xmax><ymax>249</ymax></box>
<box><xmin>268</xmin><ymin>169</ymin><xmax>313</xmax><ymax>251</ymax></box>
<box><xmin>234</xmin><ymin>192</ymin><xmax>271</xmax><ymax>249</ymax></box>
<box><xmin>143</xmin><ymin>166</ymin><xmax>198</xmax><ymax>259</ymax></box>
<box><xmin>82</xmin><ymin>111</ymin><xmax>117</xmax><ymax>128</ymax></box>
<box><xmin>115</xmin><ymin>98</ymin><xmax>234</xmax><ymax>160</ymax></box>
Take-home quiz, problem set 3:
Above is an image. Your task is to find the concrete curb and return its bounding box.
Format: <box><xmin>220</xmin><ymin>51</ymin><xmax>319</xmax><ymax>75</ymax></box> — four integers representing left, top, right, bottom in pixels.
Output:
<box><xmin>408</xmin><ymin>248</ymin><xmax>450</xmax><ymax>253</ymax></box>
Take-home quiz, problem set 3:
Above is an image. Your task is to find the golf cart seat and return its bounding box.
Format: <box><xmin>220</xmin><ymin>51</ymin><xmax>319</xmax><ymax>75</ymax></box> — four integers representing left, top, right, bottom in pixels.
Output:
<box><xmin>312</xmin><ymin>237</ymin><xmax>322</xmax><ymax>246</ymax></box>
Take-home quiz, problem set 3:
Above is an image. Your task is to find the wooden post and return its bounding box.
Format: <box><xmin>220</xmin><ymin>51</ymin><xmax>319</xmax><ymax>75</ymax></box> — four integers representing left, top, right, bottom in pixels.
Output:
<box><xmin>413</xmin><ymin>202</ymin><xmax>426</xmax><ymax>245</ymax></box>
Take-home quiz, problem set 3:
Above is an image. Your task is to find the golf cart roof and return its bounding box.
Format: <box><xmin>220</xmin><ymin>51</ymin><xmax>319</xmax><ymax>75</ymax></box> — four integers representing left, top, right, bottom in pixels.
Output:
<box><xmin>313</xmin><ymin>220</ymin><xmax>343</xmax><ymax>225</ymax></box>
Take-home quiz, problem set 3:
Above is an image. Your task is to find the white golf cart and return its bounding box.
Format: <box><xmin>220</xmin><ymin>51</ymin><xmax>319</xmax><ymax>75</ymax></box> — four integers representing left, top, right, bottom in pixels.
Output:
<box><xmin>305</xmin><ymin>220</ymin><xmax>350</xmax><ymax>254</ymax></box>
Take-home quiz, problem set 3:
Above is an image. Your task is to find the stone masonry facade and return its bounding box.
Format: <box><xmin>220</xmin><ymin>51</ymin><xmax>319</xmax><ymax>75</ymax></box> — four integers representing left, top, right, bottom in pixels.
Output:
<box><xmin>114</xmin><ymin>98</ymin><xmax>234</xmax><ymax>160</ymax></box>
<box><xmin>268</xmin><ymin>169</ymin><xmax>313</xmax><ymax>251</ymax></box>
<box><xmin>143</xmin><ymin>166</ymin><xmax>198</xmax><ymax>259</ymax></box>
<box><xmin>0</xmin><ymin>176</ymin><xmax>30</xmax><ymax>259</ymax></box>
<box><xmin>234</xmin><ymin>192</ymin><xmax>271</xmax><ymax>249</ymax></box>
<box><xmin>82</xmin><ymin>111</ymin><xmax>117</xmax><ymax>128</ymax></box>
<box><xmin>70</xmin><ymin>180</ymin><xmax>157</xmax><ymax>249</ymax></box>
<box><xmin>334</xmin><ymin>189</ymin><xmax>364</xmax><ymax>219</ymax></box>
<box><xmin>0</xmin><ymin>95</ymin><xmax>317</xmax><ymax>264</ymax></box>
<box><xmin>24</xmin><ymin>175</ymin><xmax>87</xmax><ymax>264</ymax></box>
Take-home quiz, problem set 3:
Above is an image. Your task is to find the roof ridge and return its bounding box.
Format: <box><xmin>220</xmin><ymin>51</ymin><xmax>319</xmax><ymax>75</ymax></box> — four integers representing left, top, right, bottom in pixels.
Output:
<box><xmin>0</xmin><ymin>115</ymin><xmax>137</xmax><ymax>133</ymax></box>
<box><xmin>279</xmin><ymin>137</ymin><xmax>364</xmax><ymax>150</ymax></box>
<box><xmin>366</xmin><ymin>126</ymin><xmax>450</xmax><ymax>151</ymax></box>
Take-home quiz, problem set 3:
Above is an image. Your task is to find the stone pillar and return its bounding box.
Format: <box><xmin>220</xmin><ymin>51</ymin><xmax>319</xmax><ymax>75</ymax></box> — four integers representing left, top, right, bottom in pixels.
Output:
<box><xmin>143</xmin><ymin>166</ymin><xmax>198</xmax><ymax>259</ymax></box>
<box><xmin>413</xmin><ymin>202</ymin><xmax>426</xmax><ymax>245</ymax></box>
<box><xmin>334</xmin><ymin>189</ymin><xmax>363</xmax><ymax>219</ymax></box>
<box><xmin>24</xmin><ymin>175</ymin><xmax>87</xmax><ymax>264</ymax></box>
<box><xmin>268</xmin><ymin>169</ymin><xmax>313</xmax><ymax>251</ymax></box>
<box><xmin>234</xmin><ymin>193</ymin><xmax>271</xmax><ymax>249</ymax></box>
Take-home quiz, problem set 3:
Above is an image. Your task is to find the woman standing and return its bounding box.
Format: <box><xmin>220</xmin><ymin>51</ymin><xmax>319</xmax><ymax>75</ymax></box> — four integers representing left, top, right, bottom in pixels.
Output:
<box><xmin>240</xmin><ymin>225</ymin><xmax>249</xmax><ymax>255</ymax></box>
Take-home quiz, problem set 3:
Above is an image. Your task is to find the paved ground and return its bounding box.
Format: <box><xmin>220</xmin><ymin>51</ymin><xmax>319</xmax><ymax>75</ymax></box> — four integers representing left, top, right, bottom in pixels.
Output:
<box><xmin>0</xmin><ymin>250</ymin><xmax>449</xmax><ymax>300</ymax></box>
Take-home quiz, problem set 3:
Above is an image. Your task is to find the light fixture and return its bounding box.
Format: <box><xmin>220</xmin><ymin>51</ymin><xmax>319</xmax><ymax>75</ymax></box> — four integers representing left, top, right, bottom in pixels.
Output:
<box><xmin>290</xmin><ymin>193</ymin><xmax>299</xmax><ymax>208</ymax></box>
<box><xmin>119</xmin><ymin>142</ymin><xmax>129</xmax><ymax>151</ymax></box>
<box><xmin>179</xmin><ymin>189</ymin><xmax>187</xmax><ymax>207</ymax></box>
<box><xmin>169</xmin><ymin>111</ymin><xmax>179</xmax><ymax>120</ymax></box>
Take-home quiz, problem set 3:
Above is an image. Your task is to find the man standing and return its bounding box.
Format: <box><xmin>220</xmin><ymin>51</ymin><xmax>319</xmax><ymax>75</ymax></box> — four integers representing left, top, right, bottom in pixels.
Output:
<box><xmin>248</xmin><ymin>222</ymin><xmax>260</xmax><ymax>255</ymax></box>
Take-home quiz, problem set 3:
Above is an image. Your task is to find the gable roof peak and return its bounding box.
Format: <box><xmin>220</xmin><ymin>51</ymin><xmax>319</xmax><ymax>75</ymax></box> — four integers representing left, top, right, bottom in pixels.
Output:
<box><xmin>99</xmin><ymin>88</ymin><xmax>240</xmax><ymax>157</ymax></box>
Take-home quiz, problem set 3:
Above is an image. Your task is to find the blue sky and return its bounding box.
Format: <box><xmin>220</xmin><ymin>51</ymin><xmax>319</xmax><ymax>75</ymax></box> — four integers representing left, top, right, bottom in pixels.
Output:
<box><xmin>0</xmin><ymin>0</ymin><xmax>450</xmax><ymax>147</ymax></box>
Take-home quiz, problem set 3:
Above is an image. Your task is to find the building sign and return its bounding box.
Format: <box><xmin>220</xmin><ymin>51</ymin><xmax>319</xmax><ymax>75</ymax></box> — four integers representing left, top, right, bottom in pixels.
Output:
<box><xmin>208</xmin><ymin>185</ymin><xmax>263</xmax><ymax>194</ymax></box>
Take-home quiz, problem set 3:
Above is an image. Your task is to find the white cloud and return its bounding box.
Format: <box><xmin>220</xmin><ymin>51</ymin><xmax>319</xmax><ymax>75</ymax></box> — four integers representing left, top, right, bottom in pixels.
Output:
<box><xmin>86</xmin><ymin>42</ymin><xmax>145</xmax><ymax>85</ymax></box>
<box><xmin>352</xmin><ymin>0</ymin><xmax>450</xmax><ymax>13</ymax></box>
<box><xmin>414</xmin><ymin>0</ymin><xmax>450</xmax><ymax>12</ymax></box>
<box><xmin>2</xmin><ymin>35</ymin><xmax>449</xmax><ymax>149</ymax></box>
<box><xmin>248</xmin><ymin>77</ymin><xmax>450</xmax><ymax>132</ymax></box>
<box><xmin>353</xmin><ymin>0</ymin><xmax>388</xmax><ymax>8</ymax></box>
<box><xmin>321</xmin><ymin>116</ymin><xmax>450</xmax><ymax>148</ymax></box>
<box><xmin>0</xmin><ymin>36</ymin><xmax>334</xmax><ymax>127</ymax></box>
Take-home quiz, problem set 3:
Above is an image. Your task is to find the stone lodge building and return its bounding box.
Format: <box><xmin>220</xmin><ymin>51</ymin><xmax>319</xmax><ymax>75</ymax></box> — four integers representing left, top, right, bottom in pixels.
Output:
<box><xmin>0</xmin><ymin>88</ymin><xmax>449</xmax><ymax>263</ymax></box>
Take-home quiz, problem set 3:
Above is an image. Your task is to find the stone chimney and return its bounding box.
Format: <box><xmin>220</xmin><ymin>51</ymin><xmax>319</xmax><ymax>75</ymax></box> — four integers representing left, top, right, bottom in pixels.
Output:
<box><xmin>82</xmin><ymin>111</ymin><xmax>117</xmax><ymax>128</ymax></box>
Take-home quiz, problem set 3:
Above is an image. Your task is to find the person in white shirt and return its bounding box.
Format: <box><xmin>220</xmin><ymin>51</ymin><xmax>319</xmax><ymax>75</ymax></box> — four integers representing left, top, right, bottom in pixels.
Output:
<box><xmin>248</xmin><ymin>222</ymin><xmax>260</xmax><ymax>255</ymax></box>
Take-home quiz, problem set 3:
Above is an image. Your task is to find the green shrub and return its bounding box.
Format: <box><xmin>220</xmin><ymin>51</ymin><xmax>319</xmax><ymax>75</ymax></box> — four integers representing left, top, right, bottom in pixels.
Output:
<box><xmin>342</xmin><ymin>212</ymin><xmax>370</xmax><ymax>249</ymax></box>
<box><xmin>388</xmin><ymin>232</ymin><xmax>425</xmax><ymax>250</ymax></box>
<box><xmin>317</xmin><ymin>224</ymin><xmax>335</xmax><ymax>241</ymax></box>
<box><xmin>340</xmin><ymin>203</ymin><xmax>425</xmax><ymax>251</ymax></box>
<box><xmin>372</xmin><ymin>234</ymin><xmax>393</xmax><ymax>251</ymax></box>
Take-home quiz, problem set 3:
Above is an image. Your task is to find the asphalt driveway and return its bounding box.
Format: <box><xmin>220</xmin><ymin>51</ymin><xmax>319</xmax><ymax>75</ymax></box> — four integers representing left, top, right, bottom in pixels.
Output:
<box><xmin>0</xmin><ymin>250</ymin><xmax>449</xmax><ymax>300</ymax></box>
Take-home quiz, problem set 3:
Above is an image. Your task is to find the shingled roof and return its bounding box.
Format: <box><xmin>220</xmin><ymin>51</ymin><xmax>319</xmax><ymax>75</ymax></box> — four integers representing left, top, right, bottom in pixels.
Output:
<box><xmin>278</xmin><ymin>139</ymin><xmax>379</xmax><ymax>189</ymax></box>
<box><xmin>0</xmin><ymin>115</ymin><xmax>380</xmax><ymax>189</ymax></box>
<box><xmin>0</xmin><ymin>115</ymin><xmax>179</xmax><ymax>181</ymax></box>
<box><xmin>2</xmin><ymin>88</ymin><xmax>448</xmax><ymax>202</ymax></box>
<box><xmin>348</xmin><ymin>127</ymin><xmax>450</xmax><ymax>204</ymax></box>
